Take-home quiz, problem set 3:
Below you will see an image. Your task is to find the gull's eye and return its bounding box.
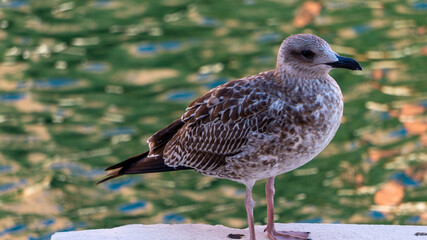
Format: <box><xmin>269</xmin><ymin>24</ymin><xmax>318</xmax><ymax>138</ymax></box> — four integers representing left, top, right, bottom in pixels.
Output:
<box><xmin>301</xmin><ymin>50</ymin><xmax>315</xmax><ymax>58</ymax></box>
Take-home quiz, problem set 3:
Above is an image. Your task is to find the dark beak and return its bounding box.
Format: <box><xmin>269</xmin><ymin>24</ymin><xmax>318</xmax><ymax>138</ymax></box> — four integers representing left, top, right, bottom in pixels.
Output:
<box><xmin>326</xmin><ymin>55</ymin><xmax>362</xmax><ymax>71</ymax></box>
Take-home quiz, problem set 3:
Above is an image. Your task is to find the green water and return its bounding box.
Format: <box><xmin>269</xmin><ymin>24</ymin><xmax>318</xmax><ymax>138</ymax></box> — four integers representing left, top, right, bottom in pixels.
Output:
<box><xmin>0</xmin><ymin>0</ymin><xmax>426</xmax><ymax>239</ymax></box>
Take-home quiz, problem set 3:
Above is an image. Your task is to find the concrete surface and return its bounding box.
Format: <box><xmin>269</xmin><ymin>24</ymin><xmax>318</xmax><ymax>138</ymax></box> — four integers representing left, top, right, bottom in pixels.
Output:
<box><xmin>51</xmin><ymin>223</ymin><xmax>427</xmax><ymax>240</ymax></box>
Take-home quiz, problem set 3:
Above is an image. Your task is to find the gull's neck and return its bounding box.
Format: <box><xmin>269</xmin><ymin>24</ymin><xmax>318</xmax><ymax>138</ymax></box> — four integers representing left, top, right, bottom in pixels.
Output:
<box><xmin>273</xmin><ymin>66</ymin><xmax>330</xmax><ymax>87</ymax></box>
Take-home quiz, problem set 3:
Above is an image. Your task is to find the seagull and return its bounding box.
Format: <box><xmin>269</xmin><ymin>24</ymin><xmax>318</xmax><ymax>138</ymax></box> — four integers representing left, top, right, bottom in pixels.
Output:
<box><xmin>98</xmin><ymin>34</ymin><xmax>362</xmax><ymax>240</ymax></box>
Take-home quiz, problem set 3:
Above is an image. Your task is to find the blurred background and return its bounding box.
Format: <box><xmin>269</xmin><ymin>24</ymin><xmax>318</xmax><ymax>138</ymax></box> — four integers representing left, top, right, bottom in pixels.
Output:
<box><xmin>0</xmin><ymin>0</ymin><xmax>426</xmax><ymax>239</ymax></box>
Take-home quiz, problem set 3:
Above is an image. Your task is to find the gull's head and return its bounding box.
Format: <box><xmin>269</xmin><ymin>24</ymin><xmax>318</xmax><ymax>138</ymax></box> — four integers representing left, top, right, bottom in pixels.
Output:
<box><xmin>276</xmin><ymin>34</ymin><xmax>362</xmax><ymax>78</ymax></box>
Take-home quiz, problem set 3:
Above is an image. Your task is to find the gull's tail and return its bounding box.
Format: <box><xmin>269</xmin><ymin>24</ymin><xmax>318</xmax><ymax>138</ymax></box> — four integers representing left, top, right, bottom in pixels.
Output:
<box><xmin>97</xmin><ymin>151</ymin><xmax>191</xmax><ymax>184</ymax></box>
<box><xmin>98</xmin><ymin>118</ymin><xmax>192</xmax><ymax>184</ymax></box>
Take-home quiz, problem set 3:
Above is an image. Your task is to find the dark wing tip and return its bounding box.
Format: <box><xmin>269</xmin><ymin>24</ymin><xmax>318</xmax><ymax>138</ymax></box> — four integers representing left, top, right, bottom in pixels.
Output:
<box><xmin>104</xmin><ymin>151</ymin><xmax>149</xmax><ymax>171</ymax></box>
<box><xmin>96</xmin><ymin>176</ymin><xmax>113</xmax><ymax>185</ymax></box>
<box><xmin>105</xmin><ymin>164</ymin><xmax>119</xmax><ymax>171</ymax></box>
<box><xmin>96</xmin><ymin>169</ymin><xmax>121</xmax><ymax>185</ymax></box>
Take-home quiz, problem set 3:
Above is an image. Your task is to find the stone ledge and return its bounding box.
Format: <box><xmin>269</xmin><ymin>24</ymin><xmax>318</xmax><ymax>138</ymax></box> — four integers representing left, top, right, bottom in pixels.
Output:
<box><xmin>51</xmin><ymin>223</ymin><xmax>427</xmax><ymax>240</ymax></box>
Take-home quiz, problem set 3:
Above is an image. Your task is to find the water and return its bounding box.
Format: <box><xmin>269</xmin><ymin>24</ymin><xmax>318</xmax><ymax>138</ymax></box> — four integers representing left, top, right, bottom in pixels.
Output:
<box><xmin>0</xmin><ymin>0</ymin><xmax>426</xmax><ymax>239</ymax></box>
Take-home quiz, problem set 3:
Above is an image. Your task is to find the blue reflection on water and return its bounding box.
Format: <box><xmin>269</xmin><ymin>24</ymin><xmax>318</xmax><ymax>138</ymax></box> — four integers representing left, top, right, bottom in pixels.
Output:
<box><xmin>137</xmin><ymin>44</ymin><xmax>156</xmax><ymax>54</ymax></box>
<box><xmin>407</xmin><ymin>215</ymin><xmax>420</xmax><ymax>224</ymax></box>
<box><xmin>380</xmin><ymin>112</ymin><xmax>391</xmax><ymax>120</ymax></box>
<box><xmin>390</xmin><ymin>172</ymin><xmax>420</xmax><ymax>187</ymax></box>
<box><xmin>35</xmin><ymin>78</ymin><xmax>78</xmax><ymax>89</ymax></box>
<box><xmin>297</xmin><ymin>217</ymin><xmax>323</xmax><ymax>223</ymax></box>
<box><xmin>0</xmin><ymin>165</ymin><xmax>12</xmax><ymax>173</ymax></box>
<box><xmin>0</xmin><ymin>179</ymin><xmax>26</xmax><ymax>193</ymax></box>
<box><xmin>413</xmin><ymin>1</ymin><xmax>427</xmax><ymax>10</ymax></box>
<box><xmin>388</xmin><ymin>127</ymin><xmax>407</xmax><ymax>138</ymax></box>
<box><xmin>353</xmin><ymin>24</ymin><xmax>372</xmax><ymax>34</ymax></box>
<box><xmin>0</xmin><ymin>1</ymin><xmax>27</xmax><ymax>8</ymax></box>
<box><xmin>162</xmin><ymin>213</ymin><xmax>186</xmax><ymax>223</ymax></box>
<box><xmin>41</xmin><ymin>218</ymin><xmax>55</xmax><ymax>228</ymax></box>
<box><xmin>51</xmin><ymin>162</ymin><xmax>104</xmax><ymax>179</ymax></box>
<box><xmin>159</xmin><ymin>41</ymin><xmax>181</xmax><ymax>50</ymax></box>
<box><xmin>136</xmin><ymin>41</ymin><xmax>184</xmax><ymax>55</ymax></box>
<box><xmin>28</xmin><ymin>233</ymin><xmax>53</xmax><ymax>240</ymax></box>
<box><xmin>0</xmin><ymin>93</ymin><xmax>26</xmax><ymax>103</ymax></box>
<box><xmin>204</xmin><ymin>78</ymin><xmax>228</xmax><ymax>89</ymax></box>
<box><xmin>118</xmin><ymin>201</ymin><xmax>147</xmax><ymax>213</ymax></box>
<box><xmin>0</xmin><ymin>224</ymin><xmax>26</xmax><ymax>237</ymax></box>
<box><xmin>104</xmin><ymin>177</ymin><xmax>140</xmax><ymax>191</ymax></box>
<box><xmin>165</xmin><ymin>90</ymin><xmax>196</xmax><ymax>102</ymax></box>
<box><xmin>369</xmin><ymin>211</ymin><xmax>385</xmax><ymax>220</ymax></box>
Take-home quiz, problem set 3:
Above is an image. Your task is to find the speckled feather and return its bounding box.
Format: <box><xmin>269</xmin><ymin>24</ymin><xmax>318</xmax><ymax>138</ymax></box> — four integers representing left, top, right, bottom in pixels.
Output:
<box><xmin>99</xmin><ymin>34</ymin><xmax>361</xmax><ymax>240</ymax></box>
<box><xmin>146</xmin><ymin>70</ymin><xmax>342</xmax><ymax>184</ymax></box>
<box><xmin>158</xmin><ymin>72</ymin><xmax>275</xmax><ymax>171</ymax></box>
<box><xmin>101</xmin><ymin>34</ymin><xmax>346</xmax><ymax>186</ymax></box>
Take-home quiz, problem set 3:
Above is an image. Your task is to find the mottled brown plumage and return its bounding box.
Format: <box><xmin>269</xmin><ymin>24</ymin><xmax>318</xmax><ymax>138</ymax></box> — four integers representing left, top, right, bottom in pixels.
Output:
<box><xmin>99</xmin><ymin>34</ymin><xmax>362</xmax><ymax>240</ymax></box>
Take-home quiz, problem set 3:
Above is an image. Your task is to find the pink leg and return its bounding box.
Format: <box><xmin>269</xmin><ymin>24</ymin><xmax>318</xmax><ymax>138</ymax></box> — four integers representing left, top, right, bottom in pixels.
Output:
<box><xmin>265</xmin><ymin>177</ymin><xmax>310</xmax><ymax>240</ymax></box>
<box><xmin>245</xmin><ymin>184</ymin><xmax>256</xmax><ymax>240</ymax></box>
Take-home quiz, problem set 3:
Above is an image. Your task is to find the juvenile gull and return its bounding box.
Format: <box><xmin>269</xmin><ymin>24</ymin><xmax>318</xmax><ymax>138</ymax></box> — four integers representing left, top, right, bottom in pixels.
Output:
<box><xmin>99</xmin><ymin>34</ymin><xmax>362</xmax><ymax>240</ymax></box>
